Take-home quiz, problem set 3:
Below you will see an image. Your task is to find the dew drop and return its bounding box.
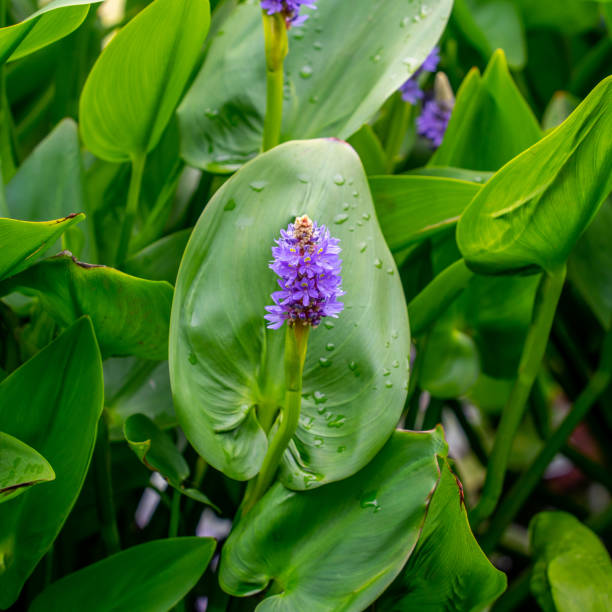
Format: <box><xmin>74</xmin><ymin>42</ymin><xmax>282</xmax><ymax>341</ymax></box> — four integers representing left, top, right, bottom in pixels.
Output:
<box><xmin>400</xmin><ymin>16</ymin><xmax>411</xmax><ymax>27</ymax></box>
<box><xmin>333</xmin><ymin>174</ymin><xmax>346</xmax><ymax>185</ymax></box>
<box><xmin>374</xmin><ymin>258</ymin><xmax>383</xmax><ymax>269</ymax></box>
<box><xmin>391</xmin><ymin>330</ymin><xmax>399</xmax><ymax>339</ymax></box>
<box><xmin>313</xmin><ymin>40</ymin><xmax>323</xmax><ymax>50</ymax></box>
<box><xmin>337</xmin><ymin>445</ymin><xmax>347</xmax><ymax>453</ymax></box>
<box><xmin>360</xmin><ymin>491</ymin><xmax>381</xmax><ymax>512</ymax></box>
<box><xmin>249</xmin><ymin>180</ymin><xmax>267</xmax><ymax>192</ymax></box>
<box><xmin>342</xmin><ymin>202</ymin><xmax>350</xmax><ymax>211</ymax></box>
<box><xmin>188</xmin><ymin>352</ymin><xmax>197</xmax><ymax>365</ymax></box>
<box><xmin>359</xmin><ymin>242</ymin><xmax>367</xmax><ymax>253</ymax></box>
<box><xmin>302</xmin><ymin>416</ymin><xmax>315</xmax><ymax>430</ymax></box>
<box><xmin>348</xmin><ymin>226</ymin><xmax>355</xmax><ymax>232</ymax></box>
<box><xmin>385</xmin><ymin>381</ymin><xmax>394</xmax><ymax>389</ymax></box>
<box><xmin>386</xmin><ymin>268</ymin><xmax>394</xmax><ymax>275</ymax></box>
<box><xmin>313</xmin><ymin>390</ymin><xmax>327</xmax><ymax>404</ymax></box>
<box><xmin>362</xmin><ymin>212</ymin><xmax>371</xmax><ymax>221</ymax></box>
<box><xmin>319</xmin><ymin>357</ymin><xmax>332</xmax><ymax>368</ymax></box>
<box><xmin>297</xmin><ymin>174</ymin><xmax>309</xmax><ymax>184</ymax></box>
<box><xmin>328</xmin><ymin>415</ymin><xmax>346</xmax><ymax>428</ymax></box>
<box><xmin>326</xmin><ymin>343</ymin><xmax>335</xmax><ymax>352</ymax></box>
<box><xmin>313</xmin><ymin>437</ymin><xmax>324</xmax><ymax>448</ymax></box>
<box><xmin>293</xmin><ymin>29</ymin><xmax>305</xmax><ymax>40</ymax></box>
<box><xmin>300</xmin><ymin>65</ymin><xmax>314</xmax><ymax>79</ymax></box>
<box><xmin>223</xmin><ymin>199</ymin><xmax>236</xmax><ymax>211</ymax></box>
<box><xmin>204</xmin><ymin>108</ymin><xmax>219</xmax><ymax>119</ymax></box>
<box><xmin>392</xmin><ymin>360</ymin><xmax>400</xmax><ymax>368</ymax></box>
<box><xmin>334</xmin><ymin>213</ymin><xmax>349</xmax><ymax>225</ymax></box>
<box><xmin>402</xmin><ymin>56</ymin><xmax>417</xmax><ymax>70</ymax></box>
<box><xmin>324</xmin><ymin>320</ymin><xmax>335</xmax><ymax>330</ymax></box>
<box><xmin>383</xmin><ymin>368</ymin><xmax>391</xmax><ymax>376</ymax></box>
<box><xmin>309</xmin><ymin>95</ymin><xmax>319</xmax><ymax>104</ymax></box>
<box><xmin>352</xmin><ymin>191</ymin><xmax>359</xmax><ymax>198</ymax></box>
<box><xmin>349</xmin><ymin>361</ymin><xmax>358</xmax><ymax>371</ymax></box>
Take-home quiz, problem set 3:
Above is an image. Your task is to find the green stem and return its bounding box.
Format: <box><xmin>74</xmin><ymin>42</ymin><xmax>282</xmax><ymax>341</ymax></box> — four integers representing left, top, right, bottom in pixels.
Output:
<box><xmin>450</xmin><ymin>400</ymin><xmax>488</xmax><ymax>466</ymax></box>
<box><xmin>408</xmin><ymin>259</ymin><xmax>473</xmax><ymax>337</ymax></box>
<box><xmin>241</xmin><ymin>325</ymin><xmax>309</xmax><ymax>516</ymax></box>
<box><xmin>0</xmin><ymin>0</ymin><xmax>16</xmax><ymax>184</ymax></box>
<box><xmin>470</xmin><ymin>265</ymin><xmax>566</xmax><ymax>527</ymax></box>
<box><xmin>421</xmin><ymin>396</ymin><xmax>444</xmax><ymax>430</ymax></box>
<box><xmin>93</xmin><ymin>414</ymin><xmax>121</xmax><ymax>554</ymax></box>
<box><xmin>261</xmin><ymin>11</ymin><xmax>287</xmax><ymax>151</ymax></box>
<box><xmin>480</xmin><ymin>327</ymin><xmax>612</xmax><ymax>552</ymax></box>
<box><xmin>115</xmin><ymin>153</ymin><xmax>146</xmax><ymax>267</ymax></box>
<box><xmin>384</xmin><ymin>94</ymin><xmax>412</xmax><ymax>173</ymax></box>
<box><xmin>169</xmin><ymin>489</ymin><xmax>181</xmax><ymax>538</ymax></box>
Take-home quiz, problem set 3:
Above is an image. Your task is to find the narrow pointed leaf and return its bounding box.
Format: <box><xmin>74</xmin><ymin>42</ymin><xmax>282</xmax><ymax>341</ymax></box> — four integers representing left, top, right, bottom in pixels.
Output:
<box><xmin>79</xmin><ymin>0</ymin><xmax>211</xmax><ymax>161</ymax></box>
<box><xmin>0</xmin><ymin>318</ymin><xmax>103</xmax><ymax>608</ymax></box>
<box><xmin>170</xmin><ymin>139</ymin><xmax>410</xmax><ymax>487</ymax></box>
<box><xmin>0</xmin><ymin>214</ymin><xmax>84</xmax><ymax>281</ymax></box>
<box><xmin>457</xmin><ymin>76</ymin><xmax>612</xmax><ymax>274</ymax></box>
<box><xmin>0</xmin><ymin>252</ymin><xmax>173</xmax><ymax>360</ymax></box>
<box><xmin>30</xmin><ymin>538</ymin><xmax>216</xmax><ymax>612</ymax></box>
<box><xmin>0</xmin><ymin>0</ymin><xmax>102</xmax><ymax>65</ymax></box>
<box><xmin>431</xmin><ymin>50</ymin><xmax>541</xmax><ymax>172</ymax></box>
<box><xmin>179</xmin><ymin>0</ymin><xmax>453</xmax><ymax>172</ymax></box>
<box><xmin>219</xmin><ymin>429</ymin><xmax>447</xmax><ymax>611</ymax></box>
<box><xmin>0</xmin><ymin>432</ymin><xmax>55</xmax><ymax>504</ymax></box>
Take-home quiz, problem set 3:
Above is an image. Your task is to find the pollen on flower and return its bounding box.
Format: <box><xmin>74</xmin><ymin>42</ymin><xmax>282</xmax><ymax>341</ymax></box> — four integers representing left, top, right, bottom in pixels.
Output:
<box><xmin>260</xmin><ymin>0</ymin><xmax>317</xmax><ymax>27</ymax></box>
<box><xmin>264</xmin><ymin>215</ymin><xmax>345</xmax><ymax>329</ymax></box>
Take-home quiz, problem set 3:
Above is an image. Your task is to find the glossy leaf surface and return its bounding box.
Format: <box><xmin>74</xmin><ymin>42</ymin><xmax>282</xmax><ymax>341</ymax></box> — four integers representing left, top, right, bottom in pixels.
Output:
<box><xmin>378</xmin><ymin>461</ymin><xmax>506</xmax><ymax>610</ymax></box>
<box><xmin>170</xmin><ymin>139</ymin><xmax>410</xmax><ymax>487</ymax></box>
<box><xmin>0</xmin><ymin>432</ymin><xmax>55</xmax><ymax>504</ymax></box>
<box><xmin>0</xmin><ymin>214</ymin><xmax>84</xmax><ymax>281</ymax></box>
<box><xmin>0</xmin><ymin>0</ymin><xmax>101</xmax><ymax>65</ymax></box>
<box><xmin>370</xmin><ymin>175</ymin><xmax>480</xmax><ymax>251</ymax></box>
<box><xmin>529</xmin><ymin>512</ymin><xmax>612</xmax><ymax>612</ymax></box>
<box><xmin>220</xmin><ymin>429</ymin><xmax>447</xmax><ymax>611</ymax></box>
<box><xmin>30</xmin><ymin>538</ymin><xmax>216</xmax><ymax>612</ymax></box>
<box><xmin>0</xmin><ymin>319</ymin><xmax>103</xmax><ymax>608</ymax></box>
<box><xmin>431</xmin><ymin>50</ymin><xmax>541</xmax><ymax>172</ymax></box>
<box><xmin>0</xmin><ymin>253</ymin><xmax>173</xmax><ymax>360</ymax></box>
<box><xmin>80</xmin><ymin>0</ymin><xmax>211</xmax><ymax>161</ymax></box>
<box><xmin>179</xmin><ymin>0</ymin><xmax>453</xmax><ymax>171</ymax></box>
<box><xmin>457</xmin><ymin>76</ymin><xmax>612</xmax><ymax>274</ymax></box>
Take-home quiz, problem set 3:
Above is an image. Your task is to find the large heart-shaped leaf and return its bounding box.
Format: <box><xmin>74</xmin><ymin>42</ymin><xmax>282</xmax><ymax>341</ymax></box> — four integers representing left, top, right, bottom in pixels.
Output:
<box><xmin>457</xmin><ymin>76</ymin><xmax>612</xmax><ymax>274</ymax></box>
<box><xmin>377</xmin><ymin>460</ymin><xmax>506</xmax><ymax>610</ymax></box>
<box><xmin>0</xmin><ymin>318</ymin><xmax>103</xmax><ymax>608</ymax></box>
<box><xmin>430</xmin><ymin>50</ymin><xmax>541</xmax><ymax>172</ymax></box>
<box><xmin>529</xmin><ymin>512</ymin><xmax>612</xmax><ymax>612</ymax></box>
<box><xmin>0</xmin><ymin>252</ymin><xmax>173</xmax><ymax>360</ymax></box>
<box><xmin>30</xmin><ymin>537</ymin><xmax>216</xmax><ymax>612</ymax></box>
<box><xmin>369</xmin><ymin>175</ymin><xmax>481</xmax><ymax>251</ymax></box>
<box><xmin>0</xmin><ymin>431</ymin><xmax>55</xmax><ymax>504</ymax></box>
<box><xmin>219</xmin><ymin>429</ymin><xmax>447</xmax><ymax>610</ymax></box>
<box><xmin>170</xmin><ymin>139</ymin><xmax>410</xmax><ymax>487</ymax></box>
<box><xmin>0</xmin><ymin>0</ymin><xmax>101</xmax><ymax>65</ymax></box>
<box><xmin>79</xmin><ymin>0</ymin><xmax>211</xmax><ymax>162</ymax></box>
<box><xmin>0</xmin><ymin>214</ymin><xmax>84</xmax><ymax>281</ymax></box>
<box><xmin>178</xmin><ymin>0</ymin><xmax>453</xmax><ymax>172</ymax></box>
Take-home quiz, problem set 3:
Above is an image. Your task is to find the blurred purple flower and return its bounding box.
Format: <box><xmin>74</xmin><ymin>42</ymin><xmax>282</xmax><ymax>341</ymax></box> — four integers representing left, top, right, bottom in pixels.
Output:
<box><xmin>261</xmin><ymin>0</ymin><xmax>317</xmax><ymax>26</ymax></box>
<box><xmin>399</xmin><ymin>46</ymin><xmax>440</xmax><ymax>104</ymax></box>
<box><xmin>417</xmin><ymin>73</ymin><xmax>455</xmax><ymax>149</ymax></box>
<box><xmin>265</xmin><ymin>215</ymin><xmax>344</xmax><ymax>329</ymax></box>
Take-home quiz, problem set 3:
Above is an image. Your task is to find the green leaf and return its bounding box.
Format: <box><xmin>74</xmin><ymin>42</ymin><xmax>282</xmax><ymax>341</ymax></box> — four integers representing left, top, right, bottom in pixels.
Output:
<box><xmin>178</xmin><ymin>0</ymin><xmax>453</xmax><ymax>172</ymax></box>
<box><xmin>0</xmin><ymin>318</ymin><xmax>103</xmax><ymax>608</ymax></box>
<box><xmin>0</xmin><ymin>214</ymin><xmax>84</xmax><ymax>281</ymax></box>
<box><xmin>529</xmin><ymin>512</ymin><xmax>612</xmax><ymax>612</ymax></box>
<box><xmin>452</xmin><ymin>0</ymin><xmax>526</xmax><ymax>69</ymax></box>
<box><xmin>0</xmin><ymin>0</ymin><xmax>101</xmax><ymax>65</ymax></box>
<box><xmin>513</xmin><ymin>0</ymin><xmax>600</xmax><ymax>35</ymax></box>
<box><xmin>104</xmin><ymin>357</ymin><xmax>176</xmax><ymax>439</ymax></box>
<box><xmin>457</xmin><ymin>76</ymin><xmax>612</xmax><ymax>275</ymax></box>
<box><xmin>568</xmin><ymin>199</ymin><xmax>612</xmax><ymax>329</ymax></box>
<box><xmin>0</xmin><ymin>431</ymin><xmax>55</xmax><ymax>504</ymax></box>
<box><xmin>30</xmin><ymin>537</ymin><xmax>216</xmax><ymax>612</ymax></box>
<box><xmin>170</xmin><ymin>139</ymin><xmax>410</xmax><ymax>487</ymax></box>
<box><xmin>377</xmin><ymin>460</ymin><xmax>506</xmax><ymax>610</ymax></box>
<box><xmin>6</xmin><ymin>119</ymin><xmax>89</xmax><ymax>258</ymax></box>
<box><xmin>123</xmin><ymin>414</ymin><xmax>218</xmax><ymax>509</ymax></box>
<box><xmin>420</xmin><ymin>327</ymin><xmax>480</xmax><ymax>398</ymax></box>
<box><xmin>0</xmin><ymin>252</ymin><xmax>173</xmax><ymax>360</ymax></box>
<box><xmin>79</xmin><ymin>0</ymin><xmax>211</xmax><ymax>162</ymax></box>
<box><xmin>431</xmin><ymin>50</ymin><xmax>542</xmax><ymax>172</ymax></box>
<box><xmin>370</xmin><ymin>175</ymin><xmax>481</xmax><ymax>251</ymax></box>
<box><xmin>219</xmin><ymin>429</ymin><xmax>447</xmax><ymax>610</ymax></box>
<box><xmin>347</xmin><ymin>125</ymin><xmax>387</xmax><ymax>176</ymax></box>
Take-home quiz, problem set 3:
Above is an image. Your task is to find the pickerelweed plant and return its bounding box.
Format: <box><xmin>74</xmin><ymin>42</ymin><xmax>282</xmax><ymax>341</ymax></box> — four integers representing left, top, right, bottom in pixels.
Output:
<box><xmin>2</xmin><ymin>0</ymin><xmax>612</xmax><ymax>610</ymax></box>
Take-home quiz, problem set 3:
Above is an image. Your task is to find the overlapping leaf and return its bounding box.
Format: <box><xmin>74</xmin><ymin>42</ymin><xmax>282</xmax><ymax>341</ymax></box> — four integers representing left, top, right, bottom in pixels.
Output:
<box><xmin>0</xmin><ymin>318</ymin><xmax>103</xmax><ymax>608</ymax></box>
<box><xmin>0</xmin><ymin>432</ymin><xmax>55</xmax><ymax>504</ymax></box>
<box><xmin>179</xmin><ymin>0</ymin><xmax>453</xmax><ymax>172</ymax></box>
<box><xmin>80</xmin><ymin>0</ymin><xmax>211</xmax><ymax>161</ymax></box>
<box><xmin>170</xmin><ymin>139</ymin><xmax>410</xmax><ymax>488</ymax></box>
<box><xmin>0</xmin><ymin>252</ymin><xmax>173</xmax><ymax>359</ymax></box>
<box><xmin>457</xmin><ymin>76</ymin><xmax>612</xmax><ymax>274</ymax></box>
<box><xmin>30</xmin><ymin>538</ymin><xmax>216</xmax><ymax>612</ymax></box>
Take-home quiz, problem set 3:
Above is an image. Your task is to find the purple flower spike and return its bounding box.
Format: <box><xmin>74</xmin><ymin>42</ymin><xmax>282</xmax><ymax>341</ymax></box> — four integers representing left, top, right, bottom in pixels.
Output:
<box><xmin>265</xmin><ymin>215</ymin><xmax>345</xmax><ymax>329</ymax></box>
<box><xmin>417</xmin><ymin>72</ymin><xmax>455</xmax><ymax>149</ymax></box>
<box><xmin>399</xmin><ymin>46</ymin><xmax>440</xmax><ymax>104</ymax></box>
<box><xmin>261</xmin><ymin>0</ymin><xmax>317</xmax><ymax>27</ymax></box>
